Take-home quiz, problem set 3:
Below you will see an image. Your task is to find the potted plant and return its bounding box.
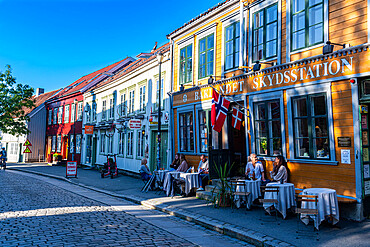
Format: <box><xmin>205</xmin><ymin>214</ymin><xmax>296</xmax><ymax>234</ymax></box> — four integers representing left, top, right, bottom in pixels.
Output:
<box><xmin>52</xmin><ymin>153</ymin><xmax>58</xmax><ymax>163</ymax></box>
<box><xmin>212</xmin><ymin>162</ymin><xmax>234</xmax><ymax>208</ymax></box>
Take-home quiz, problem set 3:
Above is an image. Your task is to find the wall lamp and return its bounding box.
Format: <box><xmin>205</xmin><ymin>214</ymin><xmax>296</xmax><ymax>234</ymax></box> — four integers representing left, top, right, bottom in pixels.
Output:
<box><xmin>252</xmin><ymin>61</ymin><xmax>276</xmax><ymax>72</ymax></box>
<box><xmin>208</xmin><ymin>75</ymin><xmax>225</xmax><ymax>85</ymax></box>
<box><xmin>179</xmin><ymin>84</ymin><xmax>194</xmax><ymax>92</ymax></box>
<box><xmin>323</xmin><ymin>41</ymin><xmax>349</xmax><ymax>55</ymax></box>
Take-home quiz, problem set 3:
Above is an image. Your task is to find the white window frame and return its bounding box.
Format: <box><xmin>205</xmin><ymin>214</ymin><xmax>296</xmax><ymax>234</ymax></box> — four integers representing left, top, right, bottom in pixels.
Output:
<box><xmin>139</xmin><ymin>85</ymin><xmax>146</xmax><ymax>112</ymax></box>
<box><xmin>177</xmin><ymin>38</ymin><xmax>194</xmax><ymax>89</ymax></box>
<box><xmin>64</xmin><ymin>104</ymin><xmax>70</xmax><ymax>123</ymax></box>
<box><xmin>57</xmin><ymin>135</ymin><xmax>62</xmax><ymax>153</ymax></box>
<box><xmin>126</xmin><ymin>131</ymin><xmax>134</xmax><ymax>157</ymax></box>
<box><xmin>286</xmin><ymin>0</ymin><xmax>329</xmax><ymax>62</ymax></box>
<box><xmin>195</xmin><ymin>27</ymin><xmax>216</xmax><ymax>83</ymax></box>
<box><xmin>71</xmin><ymin>103</ymin><xmax>76</xmax><ymax>123</ymax></box>
<box><xmin>102</xmin><ymin>100</ymin><xmax>107</xmax><ymax>120</ymax></box>
<box><xmin>109</xmin><ymin>97</ymin><xmax>114</xmax><ymax>119</ymax></box>
<box><xmin>48</xmin><ymin>109</ymin><xmax>52</xmax><ymax>125</ymax></box>
<box><xmin>120</xmin><ymin>93</ymin><xmax>126</xmax><ymax>117</ymax></box>
<box><xmin>58</xmin><ymin>106</ymin><xmax>63</xmax><ymax>124</ymax></box>
<box><xmin>249</xmin><ymin>0</ymin><xmax>281</xmax><ymax>66</ymax></box>
<box><xmin>286</xmin><ymin>83</ymin><xmax>336</xmax><ymax>165</ymax></box>
<box><xmin>119</xmin><ymin>132</ymin><xmax>125</xmax><ymax>156</ymax></box>
<box><xmin>100</xmin><ymin>133</ymin><xmax>106</xmax><ymax>154</ymax></box>
<box><xmin>129</xmin><ymin>90</ymin><xmax>135</xmax><ymax>115</ymax></box>
<box><xmin>221</xmin><ymin>15</ymin><xmax>241</xmax><ymax>75</ymax></box>
<box><xmin>52</xmin><ymin>136</ymin><xmax>56</xmax><ymax>152</ymax></box>
<box><xmin>77</xmin><ymin>102</ymin><xmax>83</xmax><ymax>121</ymax></box>
<box><xmin>137</xmin><ymin>130</ymin><xmax>145</xmax><ymax>158</ymax></box>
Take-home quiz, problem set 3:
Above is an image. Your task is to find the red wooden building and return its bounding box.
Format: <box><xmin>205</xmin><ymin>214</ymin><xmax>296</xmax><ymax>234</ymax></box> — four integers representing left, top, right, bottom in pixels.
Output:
<box><xmin>45</xmin><ymin>57</ymin><xmax>134</xmax><ymax>164</ymax></box>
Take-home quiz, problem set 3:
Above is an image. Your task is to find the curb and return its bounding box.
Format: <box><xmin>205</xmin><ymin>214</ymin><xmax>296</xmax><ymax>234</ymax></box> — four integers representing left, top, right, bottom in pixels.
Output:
<box><xmin>8</xmin><ymin>167</ymin><xmax>295</xmax><ymax>247</ymax></box>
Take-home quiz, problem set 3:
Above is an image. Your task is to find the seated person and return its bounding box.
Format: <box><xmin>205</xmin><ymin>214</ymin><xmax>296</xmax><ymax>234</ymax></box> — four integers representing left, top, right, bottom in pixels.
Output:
<box><xmin>176</xmin><ymin>154</ymin><xmax>189</xmax><ymax>172</ymax></box>
<box><xmin>245</xmin><ymin>156</ymin><xmax>253</xmax><ymax>179</ymax></box>
<box><xmin>139</xmin><ymin>158</ymin><xmax>152</xmax><ymax>181</ymax></box>
<box><xmin>270</xmin><ymin>155</ymin><xmax>288</xmax><ymax>183</ymax></box>
<box><xmin>169</xmin><ymin>153</ymin><xmax>180</xmax><ymax>171</ymax></box>
<box><xmin>197</xmin><ymin>154</ymin><xmax>209</xmax><ymax>191</ymax></box>
<box><xmin>248</xmin><ymin>153</ymin><xmax>267</xmax><ymax>183</ymax></box>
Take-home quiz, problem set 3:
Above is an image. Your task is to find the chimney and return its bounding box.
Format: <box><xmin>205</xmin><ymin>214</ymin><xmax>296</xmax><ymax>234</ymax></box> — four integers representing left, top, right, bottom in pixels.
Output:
<box><xmin>36</xmin><ymin>88</ymin><xmax>44</xmax><ymax>97</ymax></box>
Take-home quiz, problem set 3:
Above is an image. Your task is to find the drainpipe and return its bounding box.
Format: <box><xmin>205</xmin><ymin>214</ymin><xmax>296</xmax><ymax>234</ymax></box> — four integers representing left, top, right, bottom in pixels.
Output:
<box><xmin>239</xmin><ymin>0</ymin><xmax>244</xmax><ymax>69</ymax></box>
<box><xmin>169</xmin><ymin>38</ymin><xmax>175</xmax><ymax>165</ymax></box>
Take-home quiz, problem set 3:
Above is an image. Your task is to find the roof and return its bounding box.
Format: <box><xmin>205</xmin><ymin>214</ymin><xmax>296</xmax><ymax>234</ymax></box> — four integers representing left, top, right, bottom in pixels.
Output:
<box><xmin>90</xmin><ymin>43</ymin><xmax>170</xmax><ymax>91</ymax></box>
<box><xmin>49</xmin><ymin>57</ymin><xmax>135</xmax><ymax>101</ymax></box>
<box><xmin>167</xmin><ymin>0</ymin><xmax>233</xmax><ymax>38</ymax></box>
<box><xmin>23</xmin><ymin>89</ymin><xmax>61</xmax><ymax>116</ymax></box>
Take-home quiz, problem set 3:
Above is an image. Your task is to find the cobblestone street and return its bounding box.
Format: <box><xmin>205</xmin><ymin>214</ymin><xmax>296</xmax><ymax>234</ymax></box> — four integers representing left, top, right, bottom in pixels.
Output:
<box><xmin>0</xmin><ymin>170</ymin><xmax>252</xmax><ymax>247</ymax></box>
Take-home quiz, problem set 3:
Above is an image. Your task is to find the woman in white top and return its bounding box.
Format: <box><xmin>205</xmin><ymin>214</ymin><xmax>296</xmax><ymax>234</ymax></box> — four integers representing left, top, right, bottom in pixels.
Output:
<box><xmin>270</xmin><ymin>155</ymin><xmax>288</xmax><ymax>183</ymax></box>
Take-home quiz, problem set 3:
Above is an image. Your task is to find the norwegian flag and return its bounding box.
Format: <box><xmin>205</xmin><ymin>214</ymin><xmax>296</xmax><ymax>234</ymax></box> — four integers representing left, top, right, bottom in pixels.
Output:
<box><xmin>211</xmin><ymin>89</ymin><xmax>230</xmax><ymax>133</ymax></box>
<box><xmin>231</xmin><ymin>107</ymin><xmax>243</xmax><ymax>130</ymax></box>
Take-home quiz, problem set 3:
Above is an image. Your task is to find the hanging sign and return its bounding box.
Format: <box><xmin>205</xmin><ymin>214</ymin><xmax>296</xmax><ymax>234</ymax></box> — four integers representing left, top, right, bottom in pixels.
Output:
<box><xmin>24</xmin><ymin>139</ymin><xmax>32</xmax><ymax>147</ymax></box>
<box><xmin>129</xmin><ymin>119</ymin><xmax>142</xmax><ymax>129</ymax></box>
<box><xmin>85</xmin><ymin>125</ymin><xmax>94</xmax><ymax>135</ymax></box>
<box><xmin>23</xmin><ymin>146</ymin><xmax>32</xmax><ymax>154</ymax></box>
<box><xmin>66</xmin><ymin>161</ymin><xmax>77</xmax><ymax>178</ymax></box>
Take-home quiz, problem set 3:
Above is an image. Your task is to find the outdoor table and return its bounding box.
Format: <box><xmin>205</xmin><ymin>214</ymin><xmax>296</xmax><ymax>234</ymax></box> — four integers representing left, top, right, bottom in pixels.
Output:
<box><xmin>300</xmin><ymin>188</ymin><xmax>339</xmax><ymax>229</ymax></box>
<box><xmin>179</xmin><ymin>172</ymin><xmax>200</xmax><ymax>195</ymax></box>
<box><xmin>157</xmin><ymin>169</ymin><xmax>169</xmax><ymax>183</ymax></box>
<box><xmin>234</xmin><ymin>179</ymin><xmax>261</xmax><ymax>209</ymax></box>
<box><xmin>263</xmin><ymin>182</ymin><xmax>296</xmax><ymax>219</ymax></box>
<box><xmin>163</xmin><ymin>171</ymin><xmax>181</xmax><ymax>197</ymax></box>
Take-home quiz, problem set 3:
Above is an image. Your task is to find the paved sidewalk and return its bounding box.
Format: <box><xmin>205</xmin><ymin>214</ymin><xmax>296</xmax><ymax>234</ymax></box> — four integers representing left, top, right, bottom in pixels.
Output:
<box><xmin>6</xmin><ymin>163</ymin><xmax>370</xmax><ymax>247</ymax></box>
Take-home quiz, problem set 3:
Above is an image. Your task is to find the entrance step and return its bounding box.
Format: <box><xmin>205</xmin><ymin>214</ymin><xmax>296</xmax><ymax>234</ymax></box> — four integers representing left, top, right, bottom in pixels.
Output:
<box><xmin>196</xmin><ymin>191</ymin><xmax>213</xmax><ymax>201</ymax></box>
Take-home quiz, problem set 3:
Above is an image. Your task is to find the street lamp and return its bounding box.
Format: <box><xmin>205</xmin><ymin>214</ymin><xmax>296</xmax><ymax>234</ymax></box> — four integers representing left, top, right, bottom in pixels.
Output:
<box><xmin>72</xmin><ymin>98</ymin><xmax>77</xmax><ymax>161</ymax></box>
<box><xmin>156</xmin><ymin>51</ymin><xmax>164</xmax><ymax>171</ymax></box>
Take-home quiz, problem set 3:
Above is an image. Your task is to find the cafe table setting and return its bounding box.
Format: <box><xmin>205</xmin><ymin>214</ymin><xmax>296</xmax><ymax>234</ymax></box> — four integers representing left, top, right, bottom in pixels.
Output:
<box><xmin>300</xmin><ymin>188</ymin><xmax>340</xmax><ymax>230</ymax></box>
<box><xmin>163</xmin><ymin>171</ymin><xmax>181</xmax><ymax>197</ymax></box>
<box><xmin>234</xmin><ymin>179</ymin><xmax>261</xmax><ymax>209</ymax></box>
<box><xmin>179</xmin><ymin>172</ymin><xmax>200</xmax><ymax>196</ymax></box>
<box><xmin>263</xmin><ymin>182</ymin><xmax>296</xmax><ymax>219</ymax></box>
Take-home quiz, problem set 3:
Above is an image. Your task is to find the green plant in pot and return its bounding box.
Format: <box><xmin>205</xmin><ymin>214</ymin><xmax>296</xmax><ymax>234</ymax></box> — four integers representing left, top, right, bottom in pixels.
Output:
<box><xmin>212</xmin><ymin>162</ymin><xmax>234</xmax><ymax>208</ymax></box>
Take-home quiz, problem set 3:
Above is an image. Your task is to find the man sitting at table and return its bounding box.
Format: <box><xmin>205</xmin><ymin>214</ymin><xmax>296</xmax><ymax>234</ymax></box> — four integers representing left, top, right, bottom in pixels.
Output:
<box><xmin>246</xmin><ymin>154</ymin><xmax>267</xmax><ymax>184</ymax></box>
<box><xmin>196</xmin><ymin>154</ymin><xmax>209</xmax><ymax>191</ymax></box>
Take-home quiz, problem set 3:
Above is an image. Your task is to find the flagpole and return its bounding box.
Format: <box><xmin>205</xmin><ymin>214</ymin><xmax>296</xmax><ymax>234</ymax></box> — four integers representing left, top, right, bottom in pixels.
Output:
<box><xmin>210</xmin><ymin>85</ymin><xmax>247</xmax><ymax>115</ymax></box>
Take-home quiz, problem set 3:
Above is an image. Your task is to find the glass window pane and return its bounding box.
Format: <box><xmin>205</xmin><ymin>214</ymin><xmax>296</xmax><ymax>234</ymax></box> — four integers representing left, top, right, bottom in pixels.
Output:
<box><xmin>313</xmin><ymin>117</ymin><xmax>328</xmax><ymax>137</ymax></box>
<box><xmin>226</xmin><ymin>26</ymin><xmax>233</xmax><ymax>41</ymax></box>
<box><xmin>207</xmin><ymin>34</ymin><xmax>214</xmax><ymax>48</ymax></box>
<box><xmin>266</xmin><ymin>40</ymin><xmax>277</xmax><ymax>58</ymax></box>
<box><xmin>207</xmin><ymin>61</ymin><xmax>214</xmax><ymax>76</ymax></box>
<box><xmin>314</xmin><ymin>138</ymin><xmax>329</xmax><ymax>158</ymax></box>
<box><xmin>309</xmin><ymin>5</ymin><xmax>323</xmax><ymax>25</ymax></box>
<box><xmin>187</xmin><ymin>45</ymin><xmax>192</xmax><ymax>57</ymax></box>
<box><xmin>296</xmin><ymin>138</ymin><xmax>310</xmax><ymax>157</ymax></box>
<box><xmin>225</xmin><ymin>55</ymin><xmax>233</xmax><ymax>70</ymax></box>
<box><xmin>293</xmin><ymin>30</ymin><xmax>305</xmax><ymax>50</ymax></box>
<box><xmin>235</xmin><ymin>22</ymin><xmax>240</xmax><ymax>37</ymax></box>
<box><xmin>254</xmin><ymin>11</ymin><xmax>264</xmax><ymax>28</ymax></box>
<box><xmin>256</xmin><ymin>103</ymin><xmax>266</xmax><ymax>120</ymax></box>
<box><xmin>295</xmin><ymin>119</ymin><xmax>309</xmax><ymax>137</ymax></box>
<box><xmin>272</xmin><ymin>120</ymin><xmax>281</xmax><ymax>137</ymax></box>
<box><xmin>257</xmin><ymin>138</ymin><xmax>268</xmax><ymax>155</ymax></box>
<box><xmin>309</xmin><ymin>0</ymin><xmax>323</xmax><ymax>7</ymax></box>
<box><xmin>294</xmin><ymin>97</ymin><xmax>307</xmax><ymax>117</ymax></box>
<box><xmin>256</xmin><ymin>122</ymin><xmax>267</xmax><ymax>138</ymax></box>
<box><xmin>272</xmin><ymin>138</ymin><xmax>282</xmax><ymax>155</ymax></box>
<box><xmin>266</xmin><ymin>5</ymin><xmax>278</xmax><ymax>23</ymax></box>
<box><xmin>293</xmin><ymin>0</ymin><xmax>305</xmax><ymax>13</ymax></box>
<box><xmin>312</xmin><ymin>95</ymin><xmax>326</xmax><ymax>116</ymax></box>
<box><xmin>266</xmin><ymin>22</ymin><xmax>277</xmax><ymax>41</ymax></box>
<box><xmin>293</xmin><ymin>12</ymin><xmax>305</xmax><ymax>32</ymax></box>
<box><xmin>199</xmin><ymin>39</ymin><xmax>206</xmax><ymax>53</ymax></box>
<box><xmin>309</xmin><ymin>24</ymin><xmax>323</xmax><ymax>45</ymax></box>
<box><xmin>270</xmin><ymin>101</ymin><xmax>280</xmax><ymax>119</ymax></box>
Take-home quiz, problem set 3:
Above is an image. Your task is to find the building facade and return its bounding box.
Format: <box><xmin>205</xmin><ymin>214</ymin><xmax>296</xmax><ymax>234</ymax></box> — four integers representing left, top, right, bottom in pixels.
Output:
<box><xmin>45</xmin><ymin>58</ymin><xmax>134</xmax><ymax>165</ymax></box>
<box><xmin>81</xmin><ymin>44</ymin><xmax>172</xmax><ymax>173</ymax></box>
<box><xmin>167</xmin><ymin>0</ymin><xmax>370</xmax><ymax>219</ymax></box>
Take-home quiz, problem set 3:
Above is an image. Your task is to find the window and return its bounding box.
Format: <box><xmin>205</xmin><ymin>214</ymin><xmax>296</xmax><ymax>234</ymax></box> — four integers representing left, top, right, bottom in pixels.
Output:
<box><xmin>71</xmin><ymin>103</ymin><xmax>76</xmax><ymax>122</ymax></box>
<box><xmin>76</xmin><ymin>135</ymin><xmax>81</xmax><ymax>154</ymax></box>
<box><xmin>85</xmin><ymin>103</ymin><xmax>91</xmax><ymax>123</ymax></box>
<box><xmin>137</xmin><ymin>130</ymin><xmax>145</xmax><ymax>158</ymax></box>
<box><xmin>100</xmin><ymin>133</ymin><xmax>106</xmax><ymax>154</ymax></box>
<box><xmin>77</xmin><ymin>102</ymin><xmax>83</xmax><ymax>121</ymax></box>
<box><xmin>57</xmin><ymin>135</ymin><xmax>62</xmax><ymax>152</ymax></box>
<box><xmin>53</xmin><ymin>108</ymin><xmax>58</xmax><ymax>124</ymax></box>
<box><xmin>199</xmin><ymin>34</ymin><xmax>214</xmax><ymax>78</ymax></box>
<box><xmin>179</xmin><ymin>112</ymin><xmax>194</xmax><ymax>152</ymax></box>
<box><xmin>225</xmin><ymin>21</ymin><xmax>240</xmax><ymax>71</ymax></box>
<box><xmin>127</xmin><ymin>131</ymin><xmax>133</xmax><ymax>156</ymax></box>
<box><xmin>292</xmin><ymin>93</ymin><xmax>329</xmax><ymax>159</ymax></box>
<box><xmin>120</xmin><ymin>94</ymin><xmax>126</xmax><ymax>116</ymax></box>
<box><xmin>64</xmin><ymin>105</ymin><xmax>70</xmax><ymax>123</ymax></box>
<box><xmin>129</xmin><ymin>90</ymin><xmax>135</xmax><ymax>114</ymax></box>
<box><xmin>92</xmin><ymin>101</ymin><xmax>97</xmax><ymax>122</ymax></box>
<box><xmin>156</xmin><ymin>79</ymin><xmax>164</xmax><ymax>110</ymax></box>
<box><xmin>48</xmin><ymin>109</ymin><xmax>52</xmax><ymax>125</ymax></box>
<box><xmin>70</xmin><ymin>135</ymin><xmax>74</xmax><ymax>153</ymax></box>
<box><xmin>102</xmin><ymin>100</ymin><xmax>107</xmax><ymax>120</ymax></box>
<box><xmin>107</xmin><ymin>135</ymin><xmax>113</xmax><ymax>154</ymax></box>
<box><xmin>179</xmin><ymin>44</ymin><xmax>193</xmax><ymax>84</ymax></box>
<box><xmin>52</xmin><ymin>136</ymin><xmax>56</xmax><ymax>152</ymax></box>
<box><xmin>119</xmin><ymin>132</ymin><xmax>125</xmax><ymax>155</ymax></box>
<box><xmin>199</xmin><ymin>110</ymin><xmax>208</xmax><ymax>153</ymax></box>
<box><xmin>253</xmin><ymin>4</ymin><xmax>278</xmax><ymax>61</ymax></box>
<box><xmin>58</xmin><ymin>106</ymin><xmax>63</xmax><ymax>124</ymax></box>
<box><xmin>139</xmin><ymin>86</ymin><xmax>146</xmax><ymax>112</ymax></box>
<box><xmin>109</xmin><ymin>98</ymin><xmax>114</xmax><ymax>119</ymax></box>
<box><xmin>291</xmin><ymin>0</ymin><xmax>323</xmax><ymax>51</ymax></box>
<box><xmin>254</xmin><ymin>100</ymin><xmax>282</xmax><ymax>156</ymax></box>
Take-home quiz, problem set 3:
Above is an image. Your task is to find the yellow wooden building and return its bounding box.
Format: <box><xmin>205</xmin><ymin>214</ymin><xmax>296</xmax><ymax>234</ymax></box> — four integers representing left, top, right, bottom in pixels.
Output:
<box><xmin>167</xmin><ymin>0</ymin><xmax>370</xmax><ymax>220</ymax></box>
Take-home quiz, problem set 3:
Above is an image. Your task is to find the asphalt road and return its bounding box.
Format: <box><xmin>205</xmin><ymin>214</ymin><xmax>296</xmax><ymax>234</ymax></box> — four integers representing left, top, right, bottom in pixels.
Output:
<box><xmin>0</xmin><ymin>170</ymin><xmax>253</xmax><ymax>247</ymax></box>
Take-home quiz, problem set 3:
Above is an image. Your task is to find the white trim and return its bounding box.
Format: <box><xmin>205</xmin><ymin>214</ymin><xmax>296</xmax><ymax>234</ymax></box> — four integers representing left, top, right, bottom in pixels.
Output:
<box><xmin>249</xmin><ymin>0</ymin><xmax>281</xmax><ymax>67</ymax></box>
<box><xmin>352</xmin><ymin>81</ymin><xmax>362</xmax><ymax>201</ymax></box>
<box><xmin>176</xmin><ymin>107</ymin><xmax>197</xmax><ymax>154</ymax></box>
<box><xmin>177</xmin><ymin>39</ymin><xmax>194</xmax><ymax>89</ymax></box>
<box><xmin>286</xmin><ymin>0</ymin><xmax>329</xmax><ymax>62</ymax></box>
<box><xmin>221</xmin><ymin>15</ymin><xmax>241</xmax><ymax>76</ymax></box>
<box><xmin>286</xmin><ymin>82</ymin><xmax>336</xmax><ymax>162</ymax></box>
<box><xmin>195</xmin><ymin>105</ymin><xmax>211</xmax><ymax>154</ymax></box>
<box><xmin>249</xmin><ymin>90</ymin><xmax>286</xmax><ymax>157</ymax></box>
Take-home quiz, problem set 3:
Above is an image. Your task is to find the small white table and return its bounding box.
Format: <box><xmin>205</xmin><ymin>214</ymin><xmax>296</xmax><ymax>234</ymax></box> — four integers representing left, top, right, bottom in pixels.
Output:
<box><xmin>157</xmin><ymin>169</ymin><xmax>169</xmax><ymax>183</ymax></box>
<box><xmin>300</xmin><ymin>188</ymin><xmax>340</xmax><ymax>229</ymax></box>
<box><xmin>263</xmin><ymin>182</ymin><xmax>296</xmax><ymax>219</ymax></box>
<box><xmin>180</xmin><ymin>172</ymin><xmax>200</xmax><ymax>195</ymax></box>
<box><xmin>234</xmin><ymin>179</ymin><xmax>261</xmax><ymax>209</ymax></box>
<box><xmin>163</xmin><ymin>171</ymin><xmax>180</xmax><ymax>197</ymax></box>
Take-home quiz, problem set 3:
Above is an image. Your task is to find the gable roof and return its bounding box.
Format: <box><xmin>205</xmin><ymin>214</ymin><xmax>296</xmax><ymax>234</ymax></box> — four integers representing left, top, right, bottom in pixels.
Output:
<box><xmin>90</xmin><ymin>43</ymin><xmax>170</xmax><ymax>91</ymax></box>
<box><xmin>23</xmin><ymin>89</ymin><xmax>62</xmax><ymax>116</ymax></box>
<box><xmin>49</xmin><ymin>57</ymin><xmax>135</xmax><ymax>101</ymax></box>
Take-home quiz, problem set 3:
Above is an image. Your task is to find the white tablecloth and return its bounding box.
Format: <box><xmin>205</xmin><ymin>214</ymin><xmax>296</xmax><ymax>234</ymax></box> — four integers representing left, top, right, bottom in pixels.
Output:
<box><xmin>157</xmin><ymin>170</ymin><xmax>169</xmax><ymax>183</ymax></box>
<box><xmin>263</xmin><ymin>182</ymin><xmax>296</xmax><ymax>219</ymax></box>
<box><xmin>180</xmin><ymin>172</ymin><xmax>200</xmax><ymax>195</ymax></box>
<box><xmin>300</xmin><ymin>188</ymin><xmax>340</xmax><ymax>229</ymax></box>
<box><xmin>163</xmin><ymin>171</ymin><xmax>180</xmax><ymax>197</ymax></box>
<box><xmin>234</xmin><ymin>179</ymin><xmax>261</xmax><ymax>209</ymax></box>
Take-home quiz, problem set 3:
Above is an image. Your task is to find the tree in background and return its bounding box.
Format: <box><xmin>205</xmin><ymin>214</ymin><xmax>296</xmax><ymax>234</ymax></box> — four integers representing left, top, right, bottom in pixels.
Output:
<box><xmin>0</xmin><ymin>65</ymin><xmax>35</xmax><ymax>136</ymax></box>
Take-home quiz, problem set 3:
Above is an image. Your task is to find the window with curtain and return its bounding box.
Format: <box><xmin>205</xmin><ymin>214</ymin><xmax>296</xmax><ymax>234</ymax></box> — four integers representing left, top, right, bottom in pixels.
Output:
<box><xmin>139</xmin><ymin>86</ymin><xmax>146</xmax><ymax>112</ymax></box>
<box><xmin>71</xmin><ymin>104</ymin><xmax>76</xmax><ymax>122</ymax></box>
<box><xmin>198</xmin><ymin>110</ymin><xmax>208</xmax><ymax>153</ymax></box>
<box><xmin>291</xmin><ymin>0</ymin><xmax>324</xmax><ymax>51</ymax></box>
<box><xmin>179</xmin><ymin>112</ymin><xmax>194</xmax><ymax>152</ymax></box>
<box><xmin>102</xmin><ymin>100</ymin><xmax>107</xmax><ymax>120</ymax></box>
<box><xmin>127</xmin><ymin>131</ymin><xmax>133</xmax><ymax>156</ymax></box>
<box><xmin>64</xmin><ymin>105</ymin><xmax>70</xmax><ymax>123</ymax></box>
<box><xmin>179</xmin><ymin>44</ymin><xmax>193</xmax><ymax>84</ymax></box>
<box><xmin>292</xmin><ymin>93</ymin><xmax>329</xmax><ymax>159</ymax></box>
<box><xmin>199</xmin><ymin>34</ymin><xmax>214</xmax><ymax>79</ymax></box>
<box><xmin>225</xmin><ymin>21</ymin><xmax>240</xmax><ymax>71</ymax></box>
<box><xmin>253</xmin><ymin>4</ymin><xmax>278</xmax><ymax>62</ymax></box>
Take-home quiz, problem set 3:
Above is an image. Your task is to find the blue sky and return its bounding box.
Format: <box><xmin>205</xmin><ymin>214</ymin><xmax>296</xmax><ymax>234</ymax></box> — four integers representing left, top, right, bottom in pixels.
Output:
<box><xmin>0</xmin><ymin>0</ymin><xmax>222</xmax><ymax>92</ymax></box>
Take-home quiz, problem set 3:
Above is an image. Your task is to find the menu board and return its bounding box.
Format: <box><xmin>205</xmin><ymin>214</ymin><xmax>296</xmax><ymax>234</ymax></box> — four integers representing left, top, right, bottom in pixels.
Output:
<box><xmin>362</xmin><ymin>115</ymin><xmax>368</xmax><ymax>129</ymax></box>
<box><xmin>364</xmin><ymin>148</ymin><xmax>369</xmax><ymax>162</ymax></box>
<box><xmin>363</xmin><ymin>131</ymin><xmax>369</xmax><ymax>146</ymax></box>
<box><xmin>364</xmin><ymin>164</ymin><xmax>370</xmax><ymax>179</ymax></box>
